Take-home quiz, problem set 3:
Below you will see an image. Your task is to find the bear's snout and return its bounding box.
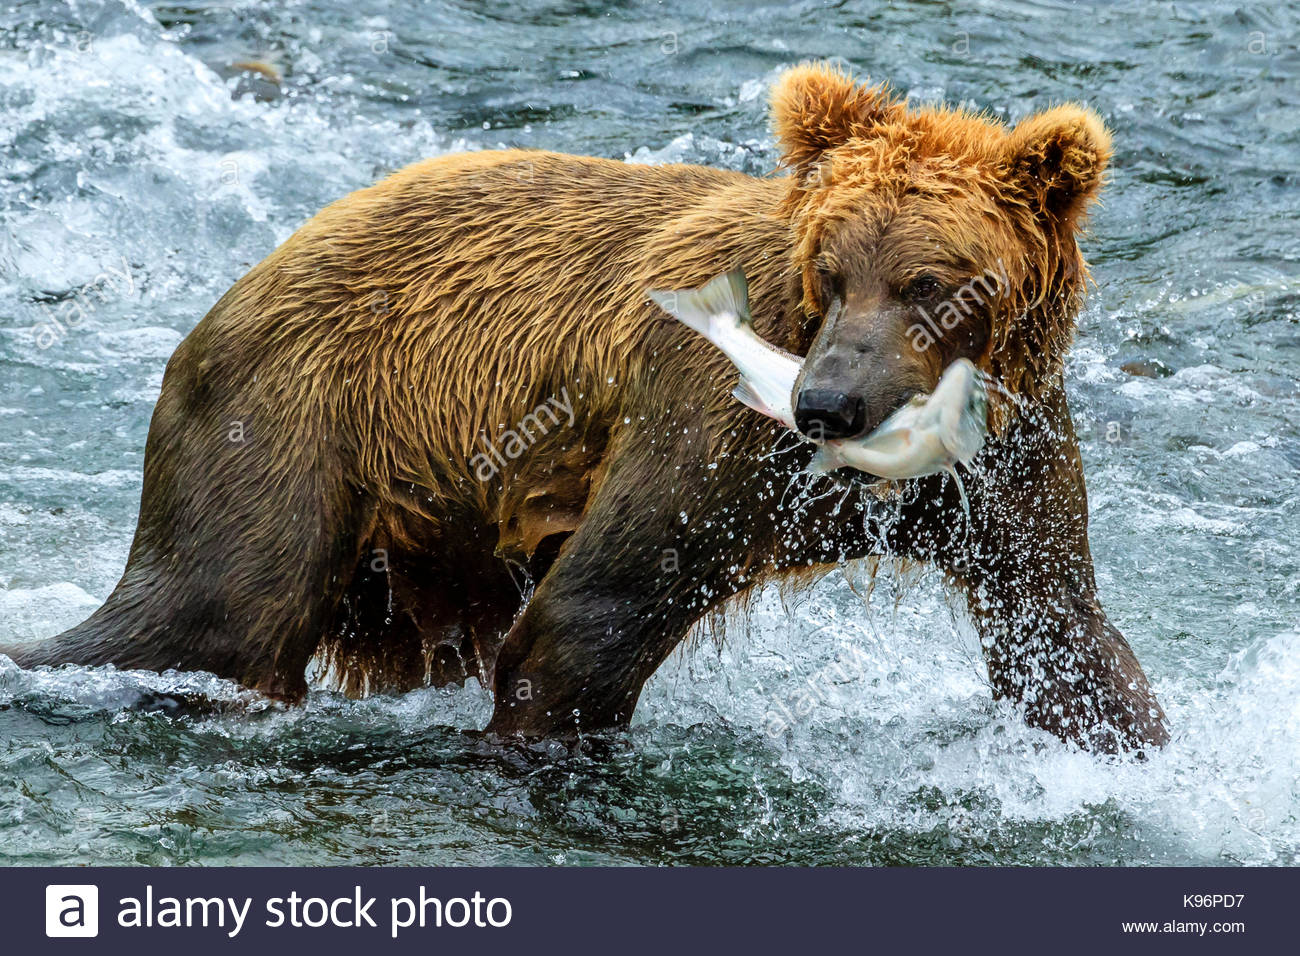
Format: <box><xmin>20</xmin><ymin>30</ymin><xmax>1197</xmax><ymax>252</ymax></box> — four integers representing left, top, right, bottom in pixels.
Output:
<box><xmin>793</xmin><ymin>389</ymin><xmax>867</xmax><ymax>440</ymax></box>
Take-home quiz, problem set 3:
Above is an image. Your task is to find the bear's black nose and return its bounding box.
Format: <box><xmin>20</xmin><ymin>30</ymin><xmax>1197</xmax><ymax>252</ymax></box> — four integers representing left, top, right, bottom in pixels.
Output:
<box><xmin>793</xmin><ymin>389</ymin><xmax>867</xmax><ymax>440</ymax></box>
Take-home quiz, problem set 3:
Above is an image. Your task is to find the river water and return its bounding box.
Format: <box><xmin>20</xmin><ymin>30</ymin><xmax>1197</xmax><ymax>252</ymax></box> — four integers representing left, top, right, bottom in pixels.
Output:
<box><xmin>1</xmin><ymin>0</ymin><xmax>1297</xmax><ymax>865</ymax></box>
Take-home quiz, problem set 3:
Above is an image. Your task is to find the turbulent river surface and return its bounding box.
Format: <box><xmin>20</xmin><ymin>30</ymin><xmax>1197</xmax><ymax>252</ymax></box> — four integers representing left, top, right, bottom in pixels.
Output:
<box><xmin>2</xmin><ymin>0</ymin><xmax>1298</xmax><ymax>866</ymax></box>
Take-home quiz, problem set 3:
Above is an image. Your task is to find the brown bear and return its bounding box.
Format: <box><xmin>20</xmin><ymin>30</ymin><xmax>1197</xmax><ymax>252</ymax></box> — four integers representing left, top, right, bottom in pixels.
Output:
<box><xmin>7</xmin><ymin>62</ymin><xmax>1167</xmax><ymax>752</ymax></box>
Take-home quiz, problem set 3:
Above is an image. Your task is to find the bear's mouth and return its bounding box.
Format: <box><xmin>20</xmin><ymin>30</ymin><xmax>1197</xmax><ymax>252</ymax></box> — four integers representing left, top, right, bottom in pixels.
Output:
<box><xmin>824</xmin><ymin>465</ymin><xmax>885</xmax><ymax>489</ymax></box>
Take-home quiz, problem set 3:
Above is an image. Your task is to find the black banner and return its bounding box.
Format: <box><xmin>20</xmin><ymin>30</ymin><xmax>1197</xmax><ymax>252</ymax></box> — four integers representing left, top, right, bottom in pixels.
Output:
<box><xmin>6</xmin><ymin>867</ymin><xmax>1289</xmax><ymax>953</ymax></box>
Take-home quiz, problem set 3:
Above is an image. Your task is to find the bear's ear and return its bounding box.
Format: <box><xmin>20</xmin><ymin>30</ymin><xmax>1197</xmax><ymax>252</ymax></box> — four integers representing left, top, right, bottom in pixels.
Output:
<box><xmin>771</xmin><ymin>62</ymin><xmax>896</xmax><ymax>181</ymax></box>
<box><xmin>1004</xmin><ymin>104</ymin><xmax>1111</xmax><ymax>227</ymax></box>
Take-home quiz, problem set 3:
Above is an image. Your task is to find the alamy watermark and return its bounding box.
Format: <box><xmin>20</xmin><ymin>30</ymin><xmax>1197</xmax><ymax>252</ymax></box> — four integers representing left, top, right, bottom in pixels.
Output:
<box><xmin>905</xmin><ymin>259</ymin><xmax>1008</xmax><ymax>353</ymax></box>
<box><xmin>30</xmin><ymin>256</ymin><xmax>135</xmax><ymax>350</ymax></box>
<box><xmin>470</xmin><ymin>387</ymin><xmax>576</xmax><ymax>481</ymax></box>
<box><xmin>764</xmin><ymin>641</ymin><xmax>873</xmax><ymax>738</ymax></box>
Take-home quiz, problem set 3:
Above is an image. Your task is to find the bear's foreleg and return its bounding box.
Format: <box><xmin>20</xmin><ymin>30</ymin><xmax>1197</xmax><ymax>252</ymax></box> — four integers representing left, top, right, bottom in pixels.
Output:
<box><xmin>904</xmin><ymin>380</ymin><xmax>1169</xmax><ymax>752</ymax></box>
<box><xmin>484</xmin><ymin>422</ymin><xmax>771</xmax><ymax>738</ymax></box>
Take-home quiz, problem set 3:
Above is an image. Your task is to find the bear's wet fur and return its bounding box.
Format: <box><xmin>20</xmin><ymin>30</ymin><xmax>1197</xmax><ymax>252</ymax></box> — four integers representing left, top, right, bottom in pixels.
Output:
<box><xmin>7</xmin><ymin>63</ymin><xmax>1167</xmax><ymax>752</ymax></box>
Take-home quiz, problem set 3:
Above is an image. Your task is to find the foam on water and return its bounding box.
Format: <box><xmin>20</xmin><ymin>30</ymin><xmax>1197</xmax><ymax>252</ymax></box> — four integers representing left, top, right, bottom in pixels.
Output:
<box><xmin>2</xmin><ymin>571</ymin><xmax>1296</xmax><ymax>864</ymax></box>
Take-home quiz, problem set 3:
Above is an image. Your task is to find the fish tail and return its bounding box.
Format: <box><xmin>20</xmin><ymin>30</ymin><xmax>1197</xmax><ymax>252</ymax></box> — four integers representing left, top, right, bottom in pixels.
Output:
<box><xmin>647</xmin><ymin>269</ymin><xmax>751</xmax><ymax>337</ymax></box>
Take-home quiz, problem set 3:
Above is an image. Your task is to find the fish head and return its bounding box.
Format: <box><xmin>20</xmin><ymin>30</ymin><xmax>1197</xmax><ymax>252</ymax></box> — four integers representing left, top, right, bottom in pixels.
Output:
<box><xmin>931</xmin><ymin>358</ymin><xmax>988</xmax><ymax>464</ymax></box>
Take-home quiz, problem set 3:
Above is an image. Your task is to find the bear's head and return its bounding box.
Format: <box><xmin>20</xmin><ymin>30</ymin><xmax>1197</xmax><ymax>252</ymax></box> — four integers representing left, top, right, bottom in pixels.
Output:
<box><xmin>771</xmin><ymin>62</ymin><xmax>1110</xmax><ymax>439</ymax></box>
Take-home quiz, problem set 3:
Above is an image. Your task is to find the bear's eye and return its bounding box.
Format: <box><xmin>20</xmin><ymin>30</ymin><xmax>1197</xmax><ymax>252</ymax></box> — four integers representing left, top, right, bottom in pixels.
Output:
<box><xmin>903</xmin><ymin>274</ymin><xmax>943</xmax><ymax>302</ymax></box>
